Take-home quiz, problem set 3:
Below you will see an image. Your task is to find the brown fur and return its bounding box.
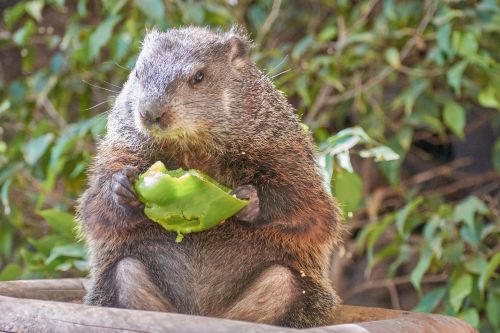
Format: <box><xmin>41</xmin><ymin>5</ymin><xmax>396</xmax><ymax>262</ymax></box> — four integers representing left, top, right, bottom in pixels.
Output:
<box><xmin>77</xmin><ymin>26</ymin><xmax>344</xmax><ymax>328</ymax></box>
<box><xmin>115</xmin><ymin>257</ymin><xmax>175</xmax><ymax>311</ymax></box>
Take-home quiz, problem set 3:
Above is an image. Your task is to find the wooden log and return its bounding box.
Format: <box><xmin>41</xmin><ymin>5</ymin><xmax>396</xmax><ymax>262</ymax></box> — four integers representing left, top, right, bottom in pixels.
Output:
<box><xmin>331</xmin><ymin>305</ymin><xmax>405</xmax><ymax>324</ymax></box>
<box><xmin>0</xmin><ymin>279</ymin><xmax>406</xmax><ymax>324</ymax></box>
<box><xmin>317</xmin><ymin>313</ymin><xmax>478</xmax><ymax>333</ymax></box>
<box><xmin>0</xmin><ymin>296</ymin><xmax>477</xmax><ymax>333</ymax></box>
<box><xmin>0</xmin><ymin>278</ymin><xmax>405</xmax><ymax>322</ymax></box>
<box><xmin>0</xmin><ymin>278</ymin><xmax>88</xmax><ymax>302</ymax></box>
<box><xmin>0</xmin><ymin>279</ymin><xmax>478</xmax><ymax>333</ymax></box>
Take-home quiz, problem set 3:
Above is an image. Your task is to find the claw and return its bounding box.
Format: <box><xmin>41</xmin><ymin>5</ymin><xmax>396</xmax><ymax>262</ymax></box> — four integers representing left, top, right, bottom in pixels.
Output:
<box><xmin>231</xmin><ymin>185</ymin><xmax>260</xmax><ymax>222</ymax></box>
<box><xmin>111</xmin><ymin>167</ymin><xmax>143</xmax><ymax>210</ymax></box>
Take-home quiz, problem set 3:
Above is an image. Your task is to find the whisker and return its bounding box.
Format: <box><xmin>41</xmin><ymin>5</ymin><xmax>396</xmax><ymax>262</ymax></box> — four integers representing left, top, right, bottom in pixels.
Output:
<box><xmin>270</xmin><ymin>68</ymin><xmax>291</xmax><ymax>80</ymax></box>
<box><xmin>267</xmin><ymin>55</ymin><xmax>289</xmax><ymax>76</ymax></box>
<box><xmin>82</xmin><ymin>100</ymin><xmax>110</xmax><ymax>111</ymax></box>
<box><xmin>103</xmin><ymin>61</ymin><xmax>131</xmax><ymax>71</ymax></box>
<box><xmin>256</xmin><ymin>55</ymin><xmax>290</xmax><ymax>84</ymax></box>
<box><xmin>96</xmin><ymin>78</ymin><xmax>122</xmax><ymax>89</ymax></box>
<box><xmin>82</xmin><ymin>80</ymin><xmax>120</xmax><ymax>94</ymax></box>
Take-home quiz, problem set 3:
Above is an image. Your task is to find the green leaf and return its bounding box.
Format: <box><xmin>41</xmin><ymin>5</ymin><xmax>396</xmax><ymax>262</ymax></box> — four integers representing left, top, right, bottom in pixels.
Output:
<box><xmin>443</xmin><ymin>242</ymin><xmax>464</xmax><ymax>265</ymax></box>
<box><xmin>363</xmin><ymin>214</ymin><xmax>395</xmax><ymax>265</ymax></box>
<box><xmin>486</xmin><ymin>292</ymin><xmax>500</xmax><ymax>328</ymax></box>
<box><xmin>38</xmin><ymin>116</ymin><xmax>103</xmax><ymax>207</ymax></box>
<box><xmin>423</xmin><ymin>215</ymin><xmax>442</xmax><ymax>241</ymax></box>
<box><xmin>411</xmin><ymin>247</ymin><xmax>432</xmax><ymax>292</ymax></box>
<box><xmin>465</xmin><ymin>257</ymin><xmax>488</xmax><ymax>275</ymax></box>
<box><xmin>388</xmin><ymin>244</ymin><xmax>412</xmax><ymax>276</ymax></box>
<box><xmin>443</xmin><ymin>101</ymin><xmax>465</xmax><ymax>139</ymax></box>
<box><xmin>134</xmin><ymin>0</ymin><xmax>165</xmax><ymax>23</ymax></box>
<box><xmin>46</xmin><ymin>244</ymin><xmax>87</xmax><ymax>264</ymax></box>
<box><xmin>55</xmin><ymin>262</ymin><xmax>73</xmax><ymax>271</ymax></box>
<box><xmin>0</xmin><ymin>100</ymin><xmax>11</xmax><ymax>115</ymax></box>
<box><xmin>185</xmin><ymin>3</ymin><xmax>205</xmax><ymax>25</ymax></box>
<box><xmin>478</xmin><ymin>85</ymin><xmax>500</xmax><ymax>109</ymax></box>
<box><xmin>332</xmin><ymin>170</ymin><xmax>363</xmax><ymax>216</ymax></box>
<box><xmin>74</xmin><ymin>259</ymin><xmax>89</xmax><ymax>271</ymax></box>
<box><xmin>0</xmin><ymin>263</ymin><xmax>22</xmax><ymax>281</ymax></box>
<box><xmin>449</xmin><ymin>274</ymin><xmax>473</xmax><ymax>312</ymax></box>
<box><xmin>493</xmin><ymin>138</ymin><xmax>500</xmax><ymax>171</ymax></box>
<box><xmin>385</xmin><ymin>48</ymin><xmax>400</xmax><ymax>68</ymax></box>
<box><xmin>413</xmin><ymin>287</ymin><xmax>446</xmax><ymax>312</ymax></box>
<box><xmin>394</xmin><ymin>79</ymin><xmax>428</xmax><ymax>115</ymax></box>
<box><xmin>447</xmin><ymin>61</ymin><xmax>467</xmax><ymax>95</ymax></box>
<box><xmin>453</xmin><ymin>196</ymin><xmax>489</xmax><ymax>229</ymax></box>
<box><xmin>359</xmin><ymin>146</ymin><xmax>400</xmax><ymax>162</ymax></box>
<box><xmin>25</xmin><ymin>1</ymin><xmax>44</xmax><ymax>22</ymax></box>
<box><xmin>38</xmin><ymin>209</ymin><xmax>76</xmax><ymax>238</ymax></box>
<box><xmin>104</xmin><ymin>0</ymin><xmax>128</xmax><ymax>14</ymax></box>
<box><xmin>383</xmin><ymin>0</ymin><xmax>396</xmax><ymax>20</ymax></box>
<box><xmin>320</xmin><ymin>127</ymin><xmax>373</xmax><ymax>155</ymax></box>
<box><xmin>436</xmin><ymin>23</ymin><xmax>452</xmax><ymax>58</ymax></box>
<box><xmin>336</xmin><ymin>151</ymin><xmax>353</xmax><ymax>173</ymax></box>
<box><xmin>395</xmin><ymin>197</ymin><xmax>423</xmax><ymax>237</ymax></box>
<box><xmin>77</xmin><ymin>0</ymin><xmax>89</xmax><ymax>16</ymax></box>
<box><xmin>460</xmin><ymin>224</ymin><xmax>480</xmax><ymax>246</ymax></box>
<box><xmin>89</xmin><ymin>15</ymin><xmax>121</xmax><ymax>59</ymax></box>
<box><xmin>28</xmin><ymin>235</ymin><xmax>65</xmax><ymax>256</ymax></box>
<box><xmin>12</xmin><ymin>20</ymin><xmax>36</xmax><ymax>46</ymax></box>
<box><xmin>1</xmin><ymin>178</ymin><xmax>12</xmax><ymax>215</ymax></box>
<box><xmin>457</xmin><ymin>308</ymin><xmax>479</xmax><ymax>328</ymax></box>
<box><xmin>296</xmin><ymin>75</ymin><xmax>311</xmax><ymax>106</ymax></box>
<box><xmin>292</xmin><ymin>35</ymin><xmax>314</xmax><ymax>61</ymax></box>
<box><xmin>479</xmin><ymin>252</ymin><xmax>500</xmax><ymax>292</ymax></box>
<box><xmin>3</xmin><ymin>2</ymin><xmax>25</xmax><ymax>28</ymax></box>
<box><xmin>0</xmin><ymin>223</ymin><xmax>13</xmax><ymax>258</ymax></box>
<box><xmin>318</xmin><ymin>26</ymin><xmax>337</xmax><ymax>41</ymax></box>
<box><xmin>22</xmin><ymin>134</ymin><xmax>54</xmax><ymax>166</ymax></box>
<box><xmin>453</xmin><ymin>31</ymin><xmax>478</xmax><ymax>57</ymax></box>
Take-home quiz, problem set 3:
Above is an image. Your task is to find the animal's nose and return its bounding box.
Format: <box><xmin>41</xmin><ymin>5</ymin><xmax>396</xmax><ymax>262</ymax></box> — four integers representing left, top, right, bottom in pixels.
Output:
<box><xmin>138</xmin><ymin>101</ymin><xmax>165</xmax><ymax>125</ymax></box>
<box><xmin>139</xmin><ymin>109</ymin><xmax>162</xmax><ymax>124</ymax></box>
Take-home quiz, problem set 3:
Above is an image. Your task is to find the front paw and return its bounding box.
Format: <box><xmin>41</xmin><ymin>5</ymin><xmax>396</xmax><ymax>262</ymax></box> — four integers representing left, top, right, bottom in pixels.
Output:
<box><xmin>231</xmin><ymin>185</ymin><xmax>260</xmax><ymax>222</ymax></box>
<box><xmin>111</xmin><ymin>166</ymin><xmax>144</xmax><ymax>211</ymax></box>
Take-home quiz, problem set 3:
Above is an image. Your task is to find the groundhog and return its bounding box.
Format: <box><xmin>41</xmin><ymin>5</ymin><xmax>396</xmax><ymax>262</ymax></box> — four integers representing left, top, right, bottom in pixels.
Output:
<box><xmin>77</xmin><ymin>26</ymin><xmax>343</xmax><ymax>328</ymax></box>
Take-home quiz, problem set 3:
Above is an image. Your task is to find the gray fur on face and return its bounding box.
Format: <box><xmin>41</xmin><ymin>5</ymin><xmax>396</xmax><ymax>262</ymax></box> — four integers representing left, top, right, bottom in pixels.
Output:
<box><xmin>109</xmin><ymin>27</ymin><xmax>253</xmax><ymax>149</ymax></box>
<box><xmin>107</xmin><ymin>25</ymin><xmax>302</xmax><ymax>158</ymax></box>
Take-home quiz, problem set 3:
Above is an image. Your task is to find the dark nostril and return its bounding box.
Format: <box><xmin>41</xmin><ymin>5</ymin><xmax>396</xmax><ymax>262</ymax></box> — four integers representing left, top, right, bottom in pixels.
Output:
<box><xmin>139</xmin><ymin>108</ymin><xmax>164</xmax><ymax>125</ymax></box>
<box><xmin>139</xmin><ymin>110</ymin><xmax>148</xmax><ymax>120</ymax></box>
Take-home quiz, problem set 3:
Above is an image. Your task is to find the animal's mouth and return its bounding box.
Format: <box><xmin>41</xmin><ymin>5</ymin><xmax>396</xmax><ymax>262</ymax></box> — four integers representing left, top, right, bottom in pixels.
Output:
<box><xmin>134</xmin><ymin>107</ymin><xmax>197</xmax><ymax>142</ymax></box>
<box><xmin>149</xmin><ymin>125</ymin><xmax>186</xmax><ymax>140</ymax></box>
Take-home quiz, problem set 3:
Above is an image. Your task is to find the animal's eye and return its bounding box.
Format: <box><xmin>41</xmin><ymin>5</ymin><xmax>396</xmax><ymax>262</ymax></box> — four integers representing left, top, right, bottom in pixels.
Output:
<box><xmin>192</xmin><ymin>70</ymin><xmax>204</xmax><ymax>84</ymax></box>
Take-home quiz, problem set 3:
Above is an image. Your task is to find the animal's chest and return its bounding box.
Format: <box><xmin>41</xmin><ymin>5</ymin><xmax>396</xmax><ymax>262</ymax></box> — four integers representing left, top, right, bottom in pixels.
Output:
<box><xmin>159</xmin><ymin>153</ymin><xmax>237</xmax><ymax>189</ymax></box>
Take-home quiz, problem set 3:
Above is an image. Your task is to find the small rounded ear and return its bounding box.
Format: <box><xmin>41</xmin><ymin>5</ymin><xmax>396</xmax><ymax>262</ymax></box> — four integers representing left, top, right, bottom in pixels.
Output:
<box><xmin>228</xmin><ymin>36</ymin><xmax>249</xmax><ymax>65</ymax></box>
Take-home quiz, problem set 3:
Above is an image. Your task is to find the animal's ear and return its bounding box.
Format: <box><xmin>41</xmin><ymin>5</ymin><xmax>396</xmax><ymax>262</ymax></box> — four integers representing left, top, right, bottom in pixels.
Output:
<box><xmin>226</xmin><ymin>27</ymin><xmax>251</xmax><ymax>67</ymax></box>
<box><xmin>228</xmin><ymin>36</ymin><xmax>249</xmax><ymax>64</ymax></box>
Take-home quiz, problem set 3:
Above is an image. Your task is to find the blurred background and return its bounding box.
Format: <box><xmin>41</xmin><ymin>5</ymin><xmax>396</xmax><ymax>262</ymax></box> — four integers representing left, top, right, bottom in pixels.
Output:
<box><xmin>0</xmin><ymin>0</ymin><xmax>499</xmax><ymax>331</ymax></box>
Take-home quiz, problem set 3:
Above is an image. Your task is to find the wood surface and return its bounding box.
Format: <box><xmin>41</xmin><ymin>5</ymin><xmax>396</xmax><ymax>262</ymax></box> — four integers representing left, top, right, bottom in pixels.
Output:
<box><xmin>0</xmin><ymin>279</ymin><xmax>478</xmax><ymax>333</ymax></box>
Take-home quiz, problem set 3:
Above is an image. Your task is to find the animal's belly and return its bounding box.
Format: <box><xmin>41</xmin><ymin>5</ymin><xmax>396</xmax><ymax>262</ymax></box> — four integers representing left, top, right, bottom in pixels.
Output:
<box><xmin>136</xmin><ymin>222</ymin><xmax>287</xmax><ymax>315</ymax></box>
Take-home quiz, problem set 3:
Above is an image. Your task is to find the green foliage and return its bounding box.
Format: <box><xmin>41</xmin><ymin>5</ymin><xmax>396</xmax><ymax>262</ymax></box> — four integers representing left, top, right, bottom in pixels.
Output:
<box><xmin>358</xmin><ymin>195</ymin><xmax>499</xmax><ymax>329</ymax></box>
<box><xmin>0</xmin><ymin>0</ymin><xmax>499</xmax><ymax>331</ymax></box>
<box><xmin>318</xmin><ymin>126</ymin><xmax>399</xmax><ymax>216</ymax></box>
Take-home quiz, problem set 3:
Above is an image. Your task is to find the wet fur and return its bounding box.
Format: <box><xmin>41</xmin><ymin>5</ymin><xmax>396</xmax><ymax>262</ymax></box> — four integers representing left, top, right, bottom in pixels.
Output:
<box><xmin>77</xmin><ymin>26</ymin><xmax>343</xmax><ymax>328</ymax></box>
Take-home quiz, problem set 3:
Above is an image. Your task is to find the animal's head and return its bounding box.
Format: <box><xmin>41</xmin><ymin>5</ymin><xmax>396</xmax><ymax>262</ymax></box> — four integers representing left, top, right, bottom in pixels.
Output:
<box><xmin>124</xmin><ymin>26</ymin><xmax>252</xmax><ymax>147</ymax></box>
